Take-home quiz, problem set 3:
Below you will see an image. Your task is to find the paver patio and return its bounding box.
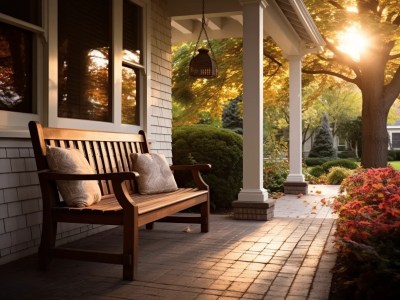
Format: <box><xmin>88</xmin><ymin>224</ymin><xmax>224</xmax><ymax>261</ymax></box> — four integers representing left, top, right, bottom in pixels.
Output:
<box><xmin>0</xmin><ymin>185</ymin><xmax>339</xmax><ymax>300</ymax></box>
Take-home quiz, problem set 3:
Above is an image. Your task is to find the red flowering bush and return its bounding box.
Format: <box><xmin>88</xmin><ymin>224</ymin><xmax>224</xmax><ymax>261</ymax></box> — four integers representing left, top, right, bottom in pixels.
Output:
<box><xmin>334</xmin><ymin>166</ymin><xmax>400</xmax><ymax>244</ymax></box>
<box><xmin>331</xmin><ymin>167</ymin><xmax>400</xmax><ymax>299</ymax></box>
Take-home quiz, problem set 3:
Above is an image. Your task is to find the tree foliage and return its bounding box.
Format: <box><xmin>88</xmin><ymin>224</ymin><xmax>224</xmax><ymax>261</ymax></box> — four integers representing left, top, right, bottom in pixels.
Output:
<box><xmin>172</xmin><ymin>39</ymin><xmax>243</xmax><ymax>126</ymax></box>
<box><xmin>302</xmin><ymin>82</ymin><xmax>362</xmax><ymax>147</ymax></box>
<box><xmin>172</xmin><ymin>37</ymin><xmax>287</xmax><ymax>126</ymax></box>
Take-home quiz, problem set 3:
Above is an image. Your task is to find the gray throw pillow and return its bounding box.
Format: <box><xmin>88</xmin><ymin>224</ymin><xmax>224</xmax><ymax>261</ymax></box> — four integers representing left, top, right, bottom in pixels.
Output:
<box><xmin>131</xmin><ymin>153</ymin><xmax>178</xmax><ymax>195</ymax></box>
<box><xmin>46</xmin><ymin>146</ymin><xmax>102</xmax><ymax>207</ymax></box>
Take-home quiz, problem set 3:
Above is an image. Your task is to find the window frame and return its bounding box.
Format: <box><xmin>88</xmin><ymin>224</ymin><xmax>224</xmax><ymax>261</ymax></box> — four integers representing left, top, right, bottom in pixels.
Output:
<box><xmin>48</xmin><ymin>0</ymin><xmax>150</xmax><ymax>133</ymax></box>
<box><xmin>0</xmin><ymin>9</ymin><xmax>45</xmax><ymax>134</ymax></box>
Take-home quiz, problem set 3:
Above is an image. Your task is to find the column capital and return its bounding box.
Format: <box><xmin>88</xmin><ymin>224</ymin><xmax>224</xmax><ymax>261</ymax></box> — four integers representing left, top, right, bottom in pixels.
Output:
<box><xmin>239</xmin><ymin>0</ymin><xmax>267</xmax><ymax>9</ymax></box>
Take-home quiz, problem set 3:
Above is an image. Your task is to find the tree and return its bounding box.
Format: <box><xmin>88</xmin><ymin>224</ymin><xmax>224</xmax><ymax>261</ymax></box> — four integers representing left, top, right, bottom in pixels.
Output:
<box><xmin>222</xmin><ymin>96</ymin><xmax>243</xmax><ymax>134</ymax></box>
<box><xmin>304</xmin><ymin>0</ymin><xmax>400</xmax><ymax>167</ymax></box>
<box><xmin>302</xmin><ymin>82</ymin><xmax>362</xmax><ymax>147</ymax></box>
<box><xmin>308</xmin><ymin>113</ymin><xmax>337</xmax><ymax>158</ymax></box>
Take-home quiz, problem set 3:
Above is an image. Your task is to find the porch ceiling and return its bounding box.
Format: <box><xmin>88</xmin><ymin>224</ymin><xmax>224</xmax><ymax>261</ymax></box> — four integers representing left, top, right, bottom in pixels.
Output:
<box><xmin>168</xmin><ymin>0</ymin><xmax>325</xmax><ymax>56</ymax></box>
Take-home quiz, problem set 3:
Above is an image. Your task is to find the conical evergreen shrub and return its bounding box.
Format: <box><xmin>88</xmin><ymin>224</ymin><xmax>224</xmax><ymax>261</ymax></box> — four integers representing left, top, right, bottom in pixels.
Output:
<box><xmin>222</xmin><ymin>96</ymin><xmax>243</xmax><ymax>134</ymax></box>
<box><xmin>308</xmin><ymin>113</ymin><xmax>337</xmax><ymax>158</ymax></box>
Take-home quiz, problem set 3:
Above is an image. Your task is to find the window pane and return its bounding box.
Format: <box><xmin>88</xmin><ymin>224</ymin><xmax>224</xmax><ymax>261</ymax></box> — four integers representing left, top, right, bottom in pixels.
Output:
<box><xmin>0</xmin><ymin>0</ymin><xmax>41</xmax><ymax>26</ymax></box>
<box><xmin>0</xmin><ymin>23</ymin><xmax>34</xmax><ymax>113</ymax></box>
<box><xmin>122</xmin><ymin>0</ymin><xmax>142</xmax><ymax>125</ymax></box>
<box><xmin>122</xmin><ymin>66</ymin><xmax>139</xmax><ymax>125</ymax></box>
<box><xmin>123</xmin><ymin>0</ymin><xmax>142</xmax><ymax>65</ymax></box>
<box><xmin>58</xmin><ymin>0</ymin><xmax>112</xmax><ymax>122</ymax></box>
<box><xmin>393</xmin><ymin>133</ymin><xmax>400</xmax><ymax>149</ymax></box>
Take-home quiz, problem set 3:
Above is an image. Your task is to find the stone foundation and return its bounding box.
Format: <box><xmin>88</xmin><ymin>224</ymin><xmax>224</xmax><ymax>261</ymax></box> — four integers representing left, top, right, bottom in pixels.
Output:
<box><xmin>232</xmin><ymin>200</ymin><xmax>275</xmax><ymax>221</ymax></box>
<box><xmin>284</xmin><ymin>181</ymin><xmax>308</xmax><ymax>195</ymax></box>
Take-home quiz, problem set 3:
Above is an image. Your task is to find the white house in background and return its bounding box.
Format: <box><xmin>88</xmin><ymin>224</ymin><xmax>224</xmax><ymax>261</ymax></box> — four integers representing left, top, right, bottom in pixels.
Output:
<box><xmin>0</xmin><ymin>0</ymin><xmax>324</xmax><ymax>265</ymax></box>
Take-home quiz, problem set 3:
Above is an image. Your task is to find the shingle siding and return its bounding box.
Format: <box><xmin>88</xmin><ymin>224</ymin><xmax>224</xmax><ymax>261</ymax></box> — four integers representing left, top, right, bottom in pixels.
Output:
<box><xmin>150</xmin><ymin>0</ymin><xmax>173</xmax><ymax>162</ymax></box>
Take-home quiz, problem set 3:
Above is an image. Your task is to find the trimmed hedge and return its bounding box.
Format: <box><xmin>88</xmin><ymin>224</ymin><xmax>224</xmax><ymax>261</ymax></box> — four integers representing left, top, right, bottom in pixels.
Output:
<box><xmin>308</xmin><ymin>165</ymin><xmax>325</xmax><ymax>178</ymax></box>
<box><xmin>388</xmin><ymin>150</ymin><xmax>400</xmax><ymax>161</ymax></box>
<box><xmin>321</xmin><ymin>159</ymin><xmax>358</xmax><ymax>171</ymax></box>
<box><xmin>304</xmin><ymin>157</ymin><xmax>330</xmax><ymax>166</ymax></box>
<box><xmin>172</xmin><ymin>125</ymin><xmax>243</xmax><ymax>210</ymax></box>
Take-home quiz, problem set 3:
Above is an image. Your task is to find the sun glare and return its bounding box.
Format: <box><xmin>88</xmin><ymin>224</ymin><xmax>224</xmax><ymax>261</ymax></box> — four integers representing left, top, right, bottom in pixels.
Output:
<box><xmin>346</xmin><ymin>6</ymin><xmax>358</xmax><ymax>13</ymax></box>
<box><xmin>337</xmin><ymin>26</ymin><xmax>368</xmax><ymax>61</ymax></box>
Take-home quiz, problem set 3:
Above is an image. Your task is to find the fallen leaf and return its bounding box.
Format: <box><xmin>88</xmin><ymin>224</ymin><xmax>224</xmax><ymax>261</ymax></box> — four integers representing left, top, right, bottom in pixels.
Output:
<box><xmin>297</xmin><ymin>193</ymin><xmax>303</xmax><ymax>198</ymax></box>
<box><xmin>183</xmin><ymin>226</ymin><xmax>192</xmax><ymax>233</ymax></box>
<box><xmin>320</xmin><ymin>198</ymin><xmax>326</xmax><ymax>205</ymax></box>
<box><xmin>315</xmin><ymin>190</ymin><xmax>322</xmax><ymax>194</ymax></box>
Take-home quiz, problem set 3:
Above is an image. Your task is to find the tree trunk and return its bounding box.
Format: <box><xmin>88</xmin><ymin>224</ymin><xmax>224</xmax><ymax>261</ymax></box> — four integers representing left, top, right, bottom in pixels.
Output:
<box><xmin>361</xmin><ymin>99</ymin><xmax>389</xmax><ymax>167</ymax></box>
<box><xmin>360</xmin><ymin>49</ymin><xmax>390</xmax><ymax>168</ymax></box>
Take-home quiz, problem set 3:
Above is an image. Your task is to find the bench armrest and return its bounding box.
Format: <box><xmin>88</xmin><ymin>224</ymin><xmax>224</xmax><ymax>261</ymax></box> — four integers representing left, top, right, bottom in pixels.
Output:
<box><xmin>38</xmin><ymin>170</ymin><xmax>139</xmax><ymax>208</ymax></box>
<box><xmin>170</xmin><ymin>164</ymin><xmax>211</xmax><ymax>190</ymax></box>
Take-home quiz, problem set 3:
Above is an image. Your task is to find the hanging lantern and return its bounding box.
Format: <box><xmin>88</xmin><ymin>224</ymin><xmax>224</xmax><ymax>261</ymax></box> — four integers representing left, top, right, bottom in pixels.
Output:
<box><xmin>189</xmin><ymin>48</ymin><xmax>217</xmax><ymax>78</ymax></box>
<box><xmin>189</xmin><ymin>0</ymin><xmax>218</xmax><ymax>78</ymax></box>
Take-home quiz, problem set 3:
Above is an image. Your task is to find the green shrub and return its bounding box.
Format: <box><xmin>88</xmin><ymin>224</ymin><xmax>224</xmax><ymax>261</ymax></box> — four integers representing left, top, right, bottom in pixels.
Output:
<box><xmin>263</xmin><ymin>161</ymin><xmax>288</xmax><ymax>193</ymax></box>
<box><xmin>304</xmin><ymin>157</ymin><xmax>330</xmax><ymax>166</ymax></box>
<box><xmin>321</xmin><ymin>159</ymin><xmax>358</xmax><ymax>171</ymax></box>
<box><xmin>172</xmin><ymin>125</ymin><xmax>243</xmax><ymax>210</ymax></box>
<box><xmin>388</xmin><ymin>150</ymin><xmax>400</xmax><ymax>161</ymax></box>
<box><xmin>308</xmin><ymin>165</ymin><xmax>325</xmax><ymax>178</ymax></box>
<box><xmin>338</xmin><ymin>151</ymin><xmax>356</xmax><ymax>159</ymax></box>
<box><xmin>326</xmin><ymin>167</ymin><xmax>353</xmax><ymax>184</ymax></box>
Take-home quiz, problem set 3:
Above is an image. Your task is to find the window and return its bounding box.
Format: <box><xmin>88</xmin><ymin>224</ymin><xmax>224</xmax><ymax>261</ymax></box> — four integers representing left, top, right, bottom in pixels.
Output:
<box><xmin>337</xmin><ymin>136</ymin><xmax>347</xmax><ymax>151</ymax></box>
<box><xmin>58</xmin><ymin>0</ymin><xmax>112</xmax><ymax>122</ymax></box>
<box><xmin>392</xmin><ymin>133</ymin><xmax>400</xmax><ymax>149</ymax></box>
<box><xmin>57</xmin><ymin>0</ymin><xmax>144</xmax><ymax>127</ymax></box>
<box><xmin>0</xmin><ymin>0</ymin><xmax>41</xmax><ymax>117</ymax></box>
<box><xmin>122</xmin><ymin>0</ymin><xmax>143</xmax><ymax>125</ymax></box>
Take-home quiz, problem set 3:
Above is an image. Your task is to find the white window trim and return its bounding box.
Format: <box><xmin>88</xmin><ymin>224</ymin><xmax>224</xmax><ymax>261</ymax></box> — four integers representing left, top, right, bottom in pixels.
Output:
<box><xmin>0</xmin><ymin>7</ymin><xmax>46</xmax><ymax>137</ymax></box>
<box><xmin>48</xmin><ymin>0</ymin><xmax>151</xmax><ymax>133</ymax></box>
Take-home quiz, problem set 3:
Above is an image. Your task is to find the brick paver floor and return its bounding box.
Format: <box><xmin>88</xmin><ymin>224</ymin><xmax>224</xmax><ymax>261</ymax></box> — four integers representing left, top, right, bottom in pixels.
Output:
<box><xmin>0</xmin><ymin>185</ymin><xmax>339</xmax><ymax>300</ymax></box>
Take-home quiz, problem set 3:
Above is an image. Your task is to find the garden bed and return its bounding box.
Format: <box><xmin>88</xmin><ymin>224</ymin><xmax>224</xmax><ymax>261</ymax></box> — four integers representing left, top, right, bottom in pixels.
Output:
<box><xmin>329</xmin><ymin>167</ymin><xmax>400</xmax><ymax>300</ymax></box>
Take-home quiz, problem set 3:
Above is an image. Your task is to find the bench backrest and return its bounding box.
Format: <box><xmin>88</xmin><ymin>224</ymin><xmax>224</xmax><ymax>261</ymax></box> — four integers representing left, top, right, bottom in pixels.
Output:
<box><xmin>29</xmin><ymin>121</ymin><xmax>150</xmax><ymax>200</ymax></box>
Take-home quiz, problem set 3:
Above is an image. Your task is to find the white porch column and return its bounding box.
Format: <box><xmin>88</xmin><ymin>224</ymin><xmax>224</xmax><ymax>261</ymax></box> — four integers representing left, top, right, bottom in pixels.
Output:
<box><xmin>284</xmin><ymin>55</ymin><xmax>308</xmax><ymax>194</ymax></box>
<box><xmin>233</xmin><ymin>0</ymin><xmax>274</xmax><ymax>221</ymax></box>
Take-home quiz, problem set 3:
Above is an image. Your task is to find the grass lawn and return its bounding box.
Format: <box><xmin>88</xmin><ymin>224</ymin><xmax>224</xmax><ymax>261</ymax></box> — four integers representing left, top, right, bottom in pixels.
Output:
<box><xmin>388</xmin><ymin>161</ymin><xmax>400</xmax><ymax>170</ymax></box>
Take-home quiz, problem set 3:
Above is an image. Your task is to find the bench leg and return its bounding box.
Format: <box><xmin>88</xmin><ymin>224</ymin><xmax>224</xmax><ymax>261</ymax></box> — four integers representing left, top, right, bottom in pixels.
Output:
<box><xmin>123</xmin><ymin>217</ymin><xmax>139</xmax><ymax>280</ymax></box>
<box><xmin>38</xmin><ymin>219</ymin><xmax>57</xmax><ymax>270</ymax></box>
<box><xmin>200</xmin><ymin>201</ymin><xmax>209</xmax><ymax>233</ymax></box>
<box><xmin>145</xmin><ymin>222</ymin><xmax>154</xmax><ymax>230</ymax></box>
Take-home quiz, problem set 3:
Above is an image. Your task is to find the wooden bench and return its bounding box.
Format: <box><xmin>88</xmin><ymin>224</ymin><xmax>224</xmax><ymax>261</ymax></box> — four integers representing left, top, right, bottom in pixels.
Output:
<box><xmin>28</xmin><ymin>121</ymin><xmax>211</xmax><ymax>280</ymax></box>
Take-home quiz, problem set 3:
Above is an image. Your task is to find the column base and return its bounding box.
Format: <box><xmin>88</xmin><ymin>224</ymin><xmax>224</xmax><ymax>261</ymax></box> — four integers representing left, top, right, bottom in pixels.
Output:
<box><xmin>232</xmin><ymin>200</ymin><xmax>275</xmax><ymax>221</ymax></box>
<box><xmin>284</xmin><ymin>181</ymin><xmax>308</xmax><ymax>194</ymax></box>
